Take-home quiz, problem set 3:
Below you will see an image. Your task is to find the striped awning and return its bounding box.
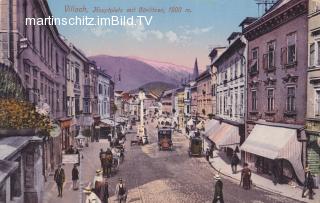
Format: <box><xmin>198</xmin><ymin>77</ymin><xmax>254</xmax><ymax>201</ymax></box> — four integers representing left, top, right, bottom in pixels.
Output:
<box><xmin>208</xmin><ymin>122</ymin><xmax>240</xmax><ymax>149</ymax></box>
<box><xmin>240</xmin><ymin>124</ymin><xmax>305</xmax><ymax>183</ymax></box>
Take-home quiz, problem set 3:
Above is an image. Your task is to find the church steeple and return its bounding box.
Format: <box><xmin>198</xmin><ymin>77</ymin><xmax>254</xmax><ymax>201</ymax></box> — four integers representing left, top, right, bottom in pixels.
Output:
<box><xmin>192</xmin><ymin>58</ymin><xmax>199</xmax><ymax>80</ymax></box>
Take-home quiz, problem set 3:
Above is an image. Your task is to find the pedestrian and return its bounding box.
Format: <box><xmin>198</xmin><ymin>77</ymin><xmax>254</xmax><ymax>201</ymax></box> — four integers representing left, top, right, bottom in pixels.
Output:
<box><xmin>115</xmin><ymin>178</ymin><xmax>127</xmax><ymax>203</ymax></box>
<box><xmin>93</xmin><ymin>169</ymin><xmax>103</xmax><ymax>189</ymax></box>
<box><xmin>96</xmin><ymin>177</ymin><xmax>109</xmax><ymax>203</ymax></box>
<box><xmin>54</xmin><ymin>164</ymin><xmax>65</xmax><ymax>197</ymax></box>
<box><xmin>186</xmin><ymin>126</ymin><xmax>189</xmax><ymax>135</ymax></box>
<box><xmin>72</xmin><ymin>164</ymin><xmax>79</xmax><ymax>190</ymax></box>
<box><xmin>212</xmin><ymin>174</ymin><xmax>224</xmax><ymax>203</ymax></box>
<box><xmin>205</xmin><ymin>148</ymin><xmax>210</xmax><ymax>162</ymax></box>
<box><xmin>271</xmin><ymin>161</ymin><xmax>279</xmax><ymax>185</ymax></box>
<box><xmin>84</xmin><ymin>186</ymin><xmax>101</xmax><ymax>203</ymax></box>
<box><xmin>240</xmin><ymin>163</ymin><xmax>251</xmax><ymax>190</ymax></box>
<box><xmin>105</xmin><ymin>149</ymin><xmax>113</xmax><ymax>177</ymax></box>
<box><xmin>302</xmin><ymin>167</ymin><xmax>315</xmax><ymax>200</ymax></box>
<box><xmin>230</xmin><ymin>152</ymin><xmax>239</xmax><ymax>174</ymax></box>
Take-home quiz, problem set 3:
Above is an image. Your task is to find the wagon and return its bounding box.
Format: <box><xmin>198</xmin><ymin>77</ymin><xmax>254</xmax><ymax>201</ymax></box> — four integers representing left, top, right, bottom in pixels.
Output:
<box><xmin>158</xmin><ymin>128</ymin><xmax>173</xmax><ymax>151</ymax></box>
<box><xmin>188</xmin><ymin>136</ymin><xmax>203</xmax><ymax>157</ymax></box>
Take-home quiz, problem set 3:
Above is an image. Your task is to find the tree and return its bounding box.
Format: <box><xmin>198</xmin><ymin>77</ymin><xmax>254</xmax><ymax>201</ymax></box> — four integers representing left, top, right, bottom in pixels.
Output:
<box><xmin>0</xmin><ymin>99</ymin><xmax>51</xmax><ymax>135</ymax></box>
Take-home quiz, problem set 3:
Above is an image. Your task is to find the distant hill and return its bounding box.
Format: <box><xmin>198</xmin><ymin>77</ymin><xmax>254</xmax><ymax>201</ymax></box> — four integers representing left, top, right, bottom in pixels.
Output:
<box><xmin>89</xmin><ymin>55</ymin><xmax>191</xmax><ymax>91</ymax></box>
<box><xmin>129</xmin><ymin>81</ymin><xmax>177</xmax><ymax>98</ymax></box>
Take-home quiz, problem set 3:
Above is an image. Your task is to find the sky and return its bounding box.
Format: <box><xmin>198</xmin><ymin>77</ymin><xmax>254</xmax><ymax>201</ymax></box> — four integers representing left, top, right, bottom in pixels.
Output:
<box><xmin>48</xmin><ymin>0</ymin><xmax>258</xmax><ymax>71</ymax></box>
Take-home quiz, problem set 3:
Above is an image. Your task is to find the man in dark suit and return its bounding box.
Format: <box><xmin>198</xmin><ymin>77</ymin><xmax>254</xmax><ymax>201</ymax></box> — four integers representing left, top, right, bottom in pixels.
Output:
<box><xmin>213</xmin><ymin>174</ymin><xmax>224</xmax><ymax>203</ymax></box>
<box><xmin>54</xmin><ymin>164</ymin><xmax>65</xmax><ymax>197</ymax></box>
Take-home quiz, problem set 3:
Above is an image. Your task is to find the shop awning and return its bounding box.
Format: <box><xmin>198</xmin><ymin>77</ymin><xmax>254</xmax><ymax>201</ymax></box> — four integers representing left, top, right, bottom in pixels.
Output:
<box><xmin>208</xmin><ymin>122</ymin><xmax>240</xmax><ymax>149</ymax></box>
<box><xmin>100</xmin><ymin>119</ymin><xmax>119</xmax><ymax>126</ymax></box>
<box><xmin>203</xmin><ymin>119</ymin><xmax>220</xmax><ymax>136</ymax></box>
<box><xmin>240</xmin><ymin>124</ymin><xmax>305</xmax><ymax>183</ymax></box>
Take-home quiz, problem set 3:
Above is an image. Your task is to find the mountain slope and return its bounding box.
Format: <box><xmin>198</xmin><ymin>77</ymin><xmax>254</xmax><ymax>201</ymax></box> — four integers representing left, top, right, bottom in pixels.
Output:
<box><xmin>89</xmin><ymin>55</ymin><xmax>191</xmax><ymax>91</ymax></box>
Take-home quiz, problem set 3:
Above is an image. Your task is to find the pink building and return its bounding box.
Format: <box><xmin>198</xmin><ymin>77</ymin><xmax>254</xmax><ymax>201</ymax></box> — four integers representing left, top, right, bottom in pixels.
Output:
<box><xmin>241</xmin><ymin>0</ymin><xmax>308</xmax><ymax>184</ymax></box>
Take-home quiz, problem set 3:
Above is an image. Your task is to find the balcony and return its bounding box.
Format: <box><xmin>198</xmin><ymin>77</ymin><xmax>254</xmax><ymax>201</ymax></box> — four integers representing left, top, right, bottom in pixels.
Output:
<box><xmin>284</xmin><ymin>110</ymin><xmax>297</xmax><ymax>117</ymax></box>
<box><xmin>264</xmin><ymin>110</ymin><xmax>277</xmax><ymax>116</ymax></box>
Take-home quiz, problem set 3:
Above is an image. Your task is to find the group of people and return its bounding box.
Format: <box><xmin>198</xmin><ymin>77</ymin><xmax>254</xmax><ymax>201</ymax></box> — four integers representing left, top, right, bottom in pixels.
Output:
<box><xmin>100</xmin><ymin>148</ymin><xmax>114</xmax><ymax>177</ymax></box>
<box><xmin>84</xmin><ymin>170</ymin><xmax>127</xmax><ymax>203</ymax></box>
<box><xmin>53</xmin><ymin>164</ymin><xmax>80</xmax><ymax>198</ymax></box>
<box><xmin>212</xmin><ymin>162</ymin><xmax>252</xmax><ymax>203</ymax></box>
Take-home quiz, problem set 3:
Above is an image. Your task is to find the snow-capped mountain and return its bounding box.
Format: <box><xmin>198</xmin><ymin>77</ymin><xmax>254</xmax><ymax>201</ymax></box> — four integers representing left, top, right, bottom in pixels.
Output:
<box><xmin>89</xmin><ymin>55</ymin><xmax>192</xmax><ymax>91</ymax></box>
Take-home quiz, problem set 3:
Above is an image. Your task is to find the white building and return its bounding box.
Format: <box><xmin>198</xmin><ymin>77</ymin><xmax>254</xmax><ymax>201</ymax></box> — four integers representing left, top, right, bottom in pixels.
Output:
<box><xmin>97</xmin><ymin>70</ymin><xmax>112</xmax><ymax>119</ymax></box>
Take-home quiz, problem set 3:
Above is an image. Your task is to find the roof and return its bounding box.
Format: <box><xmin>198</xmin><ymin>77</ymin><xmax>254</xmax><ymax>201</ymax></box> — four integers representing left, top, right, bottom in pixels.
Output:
<box><xmin>195</xmin><ymin>69</ymin><xmax>211</xmax><ymax>82</ymax></box>
<box><xmin>213</xmin><ymin>36</ymin><xmax>246</xmax><ymax>67</ymax></box>
<box><xmin>0</xmin><ymin>136</ymin><xmax>33</xmax><ymax>160</ymax></box>
<box><xmin>0</xmin><ymin>160</ymin><xmax>18</xmax><ymax>184</ymax></box>
<box><xmin>243</xmin><ymin>0</ymin><xmax>307</xmax><ymax>39</ymax></box>
<box><xmin>239</xmin><ymin>17</ymin><xmax>258</xmax><ymax>27</ymax></box>
<box><xmin>227</xmin><ymin>32</ymin><xmax>241</xmax><ymax>41</ymax></box>
<box><xmin>97</xmin><ymin>69</ymin><xmax>112</xmax><ymax>79</ymax></box>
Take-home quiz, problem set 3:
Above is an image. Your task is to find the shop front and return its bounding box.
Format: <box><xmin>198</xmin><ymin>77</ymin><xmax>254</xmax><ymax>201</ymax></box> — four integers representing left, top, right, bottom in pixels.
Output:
<box><xmin>241</xmin><ymin>123</ymin><xmax>305</xmax><ymax>184</ymax></box>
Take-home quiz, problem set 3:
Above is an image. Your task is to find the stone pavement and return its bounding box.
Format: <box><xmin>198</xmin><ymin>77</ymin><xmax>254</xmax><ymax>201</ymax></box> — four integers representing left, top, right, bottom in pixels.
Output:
<box><xmin>208</xmin><ymin>149</ymin><xmax>320</xmax><ymax>203</ymax></box>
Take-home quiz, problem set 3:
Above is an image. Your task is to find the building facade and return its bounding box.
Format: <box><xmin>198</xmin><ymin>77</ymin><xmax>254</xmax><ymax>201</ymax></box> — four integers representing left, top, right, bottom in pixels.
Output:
<box><xmin>0</xmin><ymin>0</ymin><xmax>69</xmax><ymax>179</ymax></box>
<box><xmin>63</xmin><ymin>43</ymin><xmax>88</xmax><ymax>151</ymax></box>
<box><xmin>209</xmin><ymin>47</ymin><xmax>226</xmax><ymax>118</ymax></box>
<box><xmin>214</xmin><ymin>34</ymin><xmax>247</xmax><ymax>151</ymax></box>
<box><xmin>98</xmin><ymin>70</ymin><xmax>112</xmax><ymax>120</ymax></box>
<box><xmin>196</xmin><ymin>69</ymin><xmax>212</xmax><ymax>119</ymax></box>
<box><xmin>242</xmin><ymin>0</ymin><xmax>308</xmax><ymax>184</ymax></box>
<box><xmin>306</xmin><ymin>0</ymin><xmax>320</xmax><ymax>187</ymax></box>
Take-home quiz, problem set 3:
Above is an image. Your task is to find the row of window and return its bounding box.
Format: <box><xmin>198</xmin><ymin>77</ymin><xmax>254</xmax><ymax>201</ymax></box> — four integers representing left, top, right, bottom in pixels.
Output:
<box><xmin>24</xmin><ymin>63</ymin><xmax>65</xmax><ymax>113</ymax></box>
<box><xmin>66</xmin><ymin>61</ymin><xmax>80</xmax><ymax>83</ymax></box>
<box><xmin>98</xmin><ymin>101</ymin><xmax>110</xmax><ymax>116</ymax></box>
<box><xmin>217</xmin><ymin>90</ymin><xmax>244</xmax><ymax>117</ymax></box>
<box><xmin>249</xmin><ymin>32</ymin><xmax>297</xmax><ymax>73</ymax></box>
<box><xmin>217</xmin><ymin>59</ymin><xmax>245</xmax><ymax>84</ymax></box>
<box><xmin>98</xmin><ymin>83</ymin><xmax>111</xmax><ymax>96</ymax></box>
<box><xmin>67</xmin><ymin>97</ymin><xmax>91</xmax><ymax>116</ymax></box>
<box><xmin>251</xmin><ymin>87</ymin><xmax>297</xmax><ymax>113</ymax></box>
<box><xmin>23</xmin><ymin>0</ymin><xmax>64</xmax><ymax>74</ymax></box>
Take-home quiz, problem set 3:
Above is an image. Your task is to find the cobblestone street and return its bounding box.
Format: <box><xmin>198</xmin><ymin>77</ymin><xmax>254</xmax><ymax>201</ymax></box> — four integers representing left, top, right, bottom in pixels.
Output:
<box><xmin>43</xmin><ymin>119</ymin><xmax>304</xmax><ymax>203</ymax></box>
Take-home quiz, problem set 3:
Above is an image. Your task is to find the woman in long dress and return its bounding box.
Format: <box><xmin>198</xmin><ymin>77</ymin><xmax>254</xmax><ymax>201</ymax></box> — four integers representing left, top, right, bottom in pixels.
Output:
<box><xmin>240</xmin><ymin>163</ymin><xmax>251</xmax><ymax>190</ymax></box>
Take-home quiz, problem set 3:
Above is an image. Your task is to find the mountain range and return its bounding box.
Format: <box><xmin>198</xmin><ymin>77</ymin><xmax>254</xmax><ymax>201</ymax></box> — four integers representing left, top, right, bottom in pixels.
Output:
<box><xmin>89</xmin><ymin>55</ymin><xmax>192</xmax><ymax>91</ymax></box>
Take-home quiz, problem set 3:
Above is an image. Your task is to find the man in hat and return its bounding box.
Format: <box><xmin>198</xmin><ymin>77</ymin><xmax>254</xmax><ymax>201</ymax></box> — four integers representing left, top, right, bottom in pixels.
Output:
<box><xmin>213</xmin><ymin>174</ymin><xmax>224</xmax><ymax>203</ymax></box>
<box><xmin>54</xmin><ymin>164</ymin><xmax>65</xmax><ymax>197</ymax></box>
<box><xmin>84</xmin><ymin>186</ymin><xmax>101</xmax><ymax>203</ymax></box>
<box><xmin>230</xmin><ymin>152</ymin><xmax>239</xmax><ymax>174</ymax></box>
<box><xmin>115</xmin><ymin>178</ymin><xmax>127</xmax><ymax>203</ymax></box>
<box><xmin>72</xmin><ymin>164</ymin><xmax>79</xmax><ymax>190</ymax></box>
<box><xmin>302</xmin><ymin>166</ymin><xmax>315</xmax><ymax>200</ymax></box>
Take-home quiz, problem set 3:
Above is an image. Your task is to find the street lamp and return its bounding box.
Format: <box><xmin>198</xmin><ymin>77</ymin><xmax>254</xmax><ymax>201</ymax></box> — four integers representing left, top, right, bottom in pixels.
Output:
<box><xmin>138</xmin><ymin>89</ymin><xmax>145</xmax><ymax>137</ymax></box>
